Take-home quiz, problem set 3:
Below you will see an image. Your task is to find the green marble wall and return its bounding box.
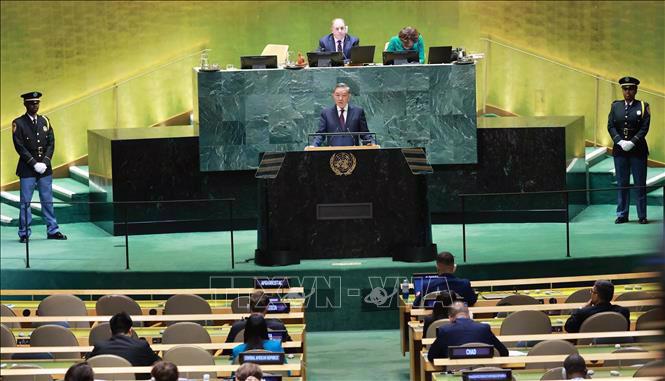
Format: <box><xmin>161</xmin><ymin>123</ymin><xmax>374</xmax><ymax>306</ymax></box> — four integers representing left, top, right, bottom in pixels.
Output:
<box><xmin>198</xmin><ymin>64</ymin><xmax>477</xmax><ymax>171</ymax></box>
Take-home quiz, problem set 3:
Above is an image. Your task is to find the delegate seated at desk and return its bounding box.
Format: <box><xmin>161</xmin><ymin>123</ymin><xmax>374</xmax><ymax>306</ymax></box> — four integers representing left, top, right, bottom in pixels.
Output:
<box><xmin>564</xmin><ymin>279</ymin><xmax>630</xmax><ymax>333</ymax></box>
<box><xmin>318</xmin><ymin>18</ymin><xmax>359</xmax><ymax>60</ymax></box>
<box><xmin>311</xmin><ymin>82</ymin><xmax>374</xmax><ymax>147</ymax></box>
<box><xmin>86</xmin><ymin>312</ymin><xmax>160</xmax><ymax>379</ymax></box>
<box><xmin>413</xmin><ymin>251</ymin><xmax>478</xmax><ymax>307</ymax></box>
<box><xmin>386</xmin><ymin>26</ymin><xmax>426</xmax><ymax>64</ymax></box>
<box><xmin>427</xmin><ymin>302</ymin><xmax>508</xmax><ymax>362</ymax></box>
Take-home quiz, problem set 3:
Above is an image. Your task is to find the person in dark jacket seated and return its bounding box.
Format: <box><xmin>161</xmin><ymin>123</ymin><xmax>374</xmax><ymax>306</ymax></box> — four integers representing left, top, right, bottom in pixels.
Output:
<box><xmin>226</xmin><ymin>291</ymin><xmax>292</xmax><ymax>343</ymax></box>
<box><xmin>414</xmin><ymin>251</ymin><xmax>478</xmax><ymax>307</ymax></box>
<box><xmin>422</xmin><ymin>291</ymin><xmax>457</xmax><ymax>337</ymax></box>
<box><xmin>427</xmin><ymin>302</ymin><xmax>508</xmax><ymax>362</ymax></box>
<box><xmin>86</xmin><ymin>312</ymin><xmax>160</xmax><ymax>379</ymax></box>
<box><xmin>564</xmin><ymin>279</ymin><xmax>630</xmax><ymax>333</ymax></box>
<box><xmin>231</xmin><ymin>315</ymin><xmax>284</xmax><ymax>362</ymax></box>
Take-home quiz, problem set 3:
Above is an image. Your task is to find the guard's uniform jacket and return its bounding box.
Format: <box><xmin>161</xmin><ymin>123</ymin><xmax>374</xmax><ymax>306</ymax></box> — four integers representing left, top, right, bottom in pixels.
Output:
<box><xmin>12</xmin><ymin>114</ymin><xmax>55</xmax><ymax>178</ymax></box>
<box><xmin>607</xmin><ymin>99</ymin><xmax>650</xmax><ymax>157</ymax></box>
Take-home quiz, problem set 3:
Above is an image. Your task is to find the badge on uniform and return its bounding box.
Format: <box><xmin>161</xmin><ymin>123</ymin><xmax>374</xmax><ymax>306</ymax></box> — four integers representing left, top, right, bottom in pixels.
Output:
<box><xmin>636</xmin><ymin>110</ymin><xmax>641</xmax><ymax>116</ymax></box>
<box><xmin>43</xmin><ymin>126</ymin><xmax>48</xmax><ymax>132</ymax></box>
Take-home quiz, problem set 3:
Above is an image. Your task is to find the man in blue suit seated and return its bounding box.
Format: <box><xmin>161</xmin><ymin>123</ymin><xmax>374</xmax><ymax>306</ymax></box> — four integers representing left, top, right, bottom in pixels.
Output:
<box><xmin>413</xmin><ymin>251</ymin><xmax>478</xmax><ymax>307</ymax></box>
<box><xmin>318</xmin><ymin>18</ymin><xmax>359</xmax><ymax>60</ymax></box>
<box><xmin>428</xmin><ymin>302</ymin><xmax>509</xmax><ymax>361</ymax></box>
<box><xmin>311</xmin><ymin>82</ymin><xmax>374</xmax><ymax>147</ymax></box>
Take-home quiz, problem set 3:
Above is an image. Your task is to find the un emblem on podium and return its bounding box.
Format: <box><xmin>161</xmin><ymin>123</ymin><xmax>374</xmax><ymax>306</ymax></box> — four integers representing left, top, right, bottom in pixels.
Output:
<box><xmin>330</xmin><ymin>152</ymin><xmax>357</xmax><ymax>176</ymax></box>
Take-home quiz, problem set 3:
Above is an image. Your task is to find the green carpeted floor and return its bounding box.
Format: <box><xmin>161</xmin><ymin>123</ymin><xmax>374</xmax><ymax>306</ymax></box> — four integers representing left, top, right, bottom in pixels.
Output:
<box><xmin>1</xmin><ymin>205</ymin><xmax>662</xmax><ymax>273</ymax></box>
<box><xmin>307</xmin><ymin>330</ymin><xmax>409</xmax><ymax>381</ymax></box>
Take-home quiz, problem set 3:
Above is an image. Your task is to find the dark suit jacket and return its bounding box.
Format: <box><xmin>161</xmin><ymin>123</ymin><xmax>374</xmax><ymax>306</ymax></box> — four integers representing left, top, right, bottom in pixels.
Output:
<box><xmin>12</xmin><ymin>114</ymin><xmax>55</xmax><ymax>178</ymax></box>
<box><xmin>607</xmin><ymin>100</ymin><xmax>650</xmax><ymax>157</ymax></box>
<box><xmin>225</xmin><ymin>316</ymin><xmax>292</xmax><ymax>343</ymax></box>
<box><xmin>413</xmin><ymin>273</ymin><xmax>478</xmax><ymax>307</ymax></box>
<box><xmin>86</xmin><ymin>334</ymin><xmax>160</xmax><ymax>379</ymax></box>
<box><xmin>313</xmin><ymin>104</ymin><xmax>373</xmax><ymax>147</ymax></box>
<box><xmin>427</xmin><ymin>317</ymin><xmax>509</xmax><ymax>361</ymax></box>
<box><xmin>564</xmin><ymin>302</ymin><xmax>630</xmax><ymax>333</ymax></box>
<box><xmin>318</xmin><ymin>33</ymin><xmax>360</xmax><ymax>59</ymax></box>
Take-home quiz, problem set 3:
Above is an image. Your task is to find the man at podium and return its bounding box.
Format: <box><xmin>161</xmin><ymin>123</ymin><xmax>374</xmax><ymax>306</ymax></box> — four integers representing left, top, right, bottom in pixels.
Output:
<box><xmin>311</xmin><ymin>83</ymin><xmax>374</xmax><ymax>147</ymax></box>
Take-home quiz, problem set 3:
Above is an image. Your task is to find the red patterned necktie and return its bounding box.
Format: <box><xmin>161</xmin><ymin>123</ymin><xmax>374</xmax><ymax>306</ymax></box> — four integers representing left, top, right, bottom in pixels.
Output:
<box><xmin>339</xmin><ymin>109</ymin><xmax>345</xmax><ymax>128</ymax></box>
<box><xmin>337</xmin><ymin>40</ymin><xmax>342</xmax><ymax>52</ymax></box>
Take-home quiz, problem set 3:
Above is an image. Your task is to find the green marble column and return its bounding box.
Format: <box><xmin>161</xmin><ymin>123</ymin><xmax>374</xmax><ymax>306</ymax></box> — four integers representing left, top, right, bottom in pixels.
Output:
<box><xmin>198</xmin><ymin>64</ymin><xmax>477</xmax><ymax>171</ymax></box>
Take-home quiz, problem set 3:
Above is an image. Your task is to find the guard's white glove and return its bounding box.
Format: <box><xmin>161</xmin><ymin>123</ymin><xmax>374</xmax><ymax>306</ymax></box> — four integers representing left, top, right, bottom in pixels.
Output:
<box><xmin>622</xmin><ymin>140</ymin><xmax>635</xmax><ymax>151</ymax></box>
<box><xmin>33</xmin><ymin>162</ymin><xmax>47</xmax><ymax>174</ymax></box>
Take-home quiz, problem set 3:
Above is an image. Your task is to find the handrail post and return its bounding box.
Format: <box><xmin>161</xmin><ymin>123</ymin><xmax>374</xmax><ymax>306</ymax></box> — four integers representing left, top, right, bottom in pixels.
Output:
<box><xmin>229</xmin><ymin>199</ymin><xmax>235</xmax><ymax>270</ymax></box>
<box><xmin>564</xmin><ymin>192</ymin><xmax>570</xmax><ymax>258</ymax></box>
<box><xmin>23</xmin><ymin>201</ymin><xmax>30</xmax><ymax>269</ymax></box>
<box><xmin>461</xmin><ymin>195</ymin><xmax>467</xmax><ymax>263</ymax></box>
<box><xmin>124</xmin><ymin>203</ymin><xmax>130</xmax><ymax>270</ymax></box>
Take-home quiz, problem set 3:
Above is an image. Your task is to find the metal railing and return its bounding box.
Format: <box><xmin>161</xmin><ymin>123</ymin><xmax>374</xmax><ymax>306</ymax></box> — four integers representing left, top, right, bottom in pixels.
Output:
<box><xmin>17</xmin><ymin>197</ymin><xmax>235</xmax><ymax>270</ymax></box>
<box><xmin>458</xmin><ymin>184</ymin><xmax>664</xmax><ymax>262</ymax></box>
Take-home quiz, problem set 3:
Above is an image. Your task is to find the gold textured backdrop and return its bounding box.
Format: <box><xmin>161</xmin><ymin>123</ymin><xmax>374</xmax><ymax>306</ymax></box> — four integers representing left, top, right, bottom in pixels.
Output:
<box><xmin>1</xmin><ymin>1</ymin><xmax>663</xmax><ymax>185</ymax></box>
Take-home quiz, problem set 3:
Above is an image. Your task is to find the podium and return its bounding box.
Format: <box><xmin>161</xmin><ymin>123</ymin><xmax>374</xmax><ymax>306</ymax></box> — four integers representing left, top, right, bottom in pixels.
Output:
<box><xmin>254</xmin><ymin>147</ymin><xmax>437</xmax><ymax>266</ymax></box>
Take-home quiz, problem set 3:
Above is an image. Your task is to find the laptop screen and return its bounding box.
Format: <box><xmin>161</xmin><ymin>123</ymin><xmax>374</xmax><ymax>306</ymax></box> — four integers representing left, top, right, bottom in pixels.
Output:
<box><xmin>412</xmin><ymin>273</ymin><xmax>439</xmax><ymax>295</ymax></box>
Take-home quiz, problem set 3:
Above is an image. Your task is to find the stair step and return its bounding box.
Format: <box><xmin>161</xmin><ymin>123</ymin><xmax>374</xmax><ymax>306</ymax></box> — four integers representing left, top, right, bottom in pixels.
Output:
<box><xmin>52</xmin><ymin>178</ymin><xmax>90</xmax><ymax>201</ymax></box>
<box><xmin>609</xmin><ymin>167</ymin><xmax>665</xmax><ymax>186</ymax></box>
<box><xmin>647</xmin><ymin>187</ymin><xmax>663</xmax><ymax>206</ymax></box>
<box><xmin>584</xmin><ymin>147</ymin><xmax>608</xmax><ymax>167</ymax></box>
<box><xmin>69</xmin><ymin>165</ymin><xmax>89</xmax><ymax>185</ymax></box>
<box><xmin>0</xmin><ymin>202</ymin><xmax>43</xmax><ymax>226</ymax></box>
<box><xmin>589</xmin><ymin>156</ymin><xmax>616</xmax><ymax>174</ymax></box>
<box><xmin>647</xmin><ymin>170</ymin><xmax>665</xmax><ymax>187</ymax></box>
<box><xmin>0</xmin><ymin>190</ymin><xmax>71</xmax><ymax>215</ymax></box>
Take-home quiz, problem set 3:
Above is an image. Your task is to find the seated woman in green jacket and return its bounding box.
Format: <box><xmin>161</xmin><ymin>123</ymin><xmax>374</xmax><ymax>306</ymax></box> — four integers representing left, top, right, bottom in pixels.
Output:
<box><xmin>386</xmin><ymin>26</ymin><xmax>425</xmax><ymax>64</ymax></box>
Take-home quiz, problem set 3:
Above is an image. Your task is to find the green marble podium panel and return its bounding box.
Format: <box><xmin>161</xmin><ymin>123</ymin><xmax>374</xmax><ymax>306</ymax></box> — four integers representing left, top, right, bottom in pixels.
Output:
<box><xmin>198</xmin><ymin>64</ymin><xmax>477</xmax><ymax>171</ymax></box>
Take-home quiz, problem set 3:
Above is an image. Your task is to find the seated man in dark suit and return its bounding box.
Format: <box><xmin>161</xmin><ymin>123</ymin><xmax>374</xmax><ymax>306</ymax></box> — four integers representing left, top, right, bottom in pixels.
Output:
<box><xmin>428</xmin><ymin>302</ymin><xmax>508</xmax><ymax>361</ymax></box>
<box><xmin>413</xmin><ymin>251</ymin><xmax>477</xmax><ymax>307</ymax></box>
<box><xmin>564</xmin><ymin>279</ymin><xmax>630</xmax><ymax>333</ymax></box>
<box><xmin>225</xmin><ymin>291</ymin><xmax>291</xmax><ymax>343</ymax></box>
<box><xmin>86</xmin><ymin>312</ymin><xmax>160</xmax><ymax>379</ymax></box>
<box><xmin>318</xmin><ymin>18</ymin><xmax>360</xmax><ymax>60</ymax></box>
<box><xmin>311</xmin><ymin>82</ymin><xmax>374</xmax><ymax>147</ymax></box>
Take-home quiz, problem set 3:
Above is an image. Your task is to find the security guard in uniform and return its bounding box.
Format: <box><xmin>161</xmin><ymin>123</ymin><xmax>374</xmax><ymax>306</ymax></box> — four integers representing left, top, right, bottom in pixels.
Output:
<box><xmin>12</xmin><ymin>92</ymin><xmax>67</xmax><ymax>242</ymax></box>
<box><xmin>607</xmin><ymin>77</ymin><xmax>650</xmax><ymax>224</ymax></box>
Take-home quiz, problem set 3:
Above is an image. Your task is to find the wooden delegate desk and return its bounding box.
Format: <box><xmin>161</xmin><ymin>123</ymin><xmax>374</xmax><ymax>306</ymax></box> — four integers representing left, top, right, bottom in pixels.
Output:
<box><xmin>0</xmin><ymin>359</ymin><xmax>305</xmax><ymax>379</ymax></box>
<box><xmin>403</xmin><ymin>299</ymin><xmax>658</xmax><ymax>359</ymax></box>
<box><xmin>1</xmin><ymin>298</ymin><xmax>305</xmax><ymax>318</ymax></box>
<box><xmin>432</xmin><ymin>367</ymin><xmax>662</xmax><ymax>381</ymax></box>
<box><xmin>2</xmin><ymin>312</ymin><xmax>305</xmax><ymax>326</ymax></box>
<box><xmin>1</xmin><ymin>341</ymin><xmax>304</xmax><ymax>357</ymax></box>
<box><xmin>474</xmin><ymin>283</ymin><xmax>661</xmax><ymax>307</ymax></box>
<box><xmin>0</xmin><ymin>287</ymin><xmax>305</xmax><ymax>297</ymax></box>
<box><xmin>415</xmin><ymin>331</ymin><xmax>664</xmax><ymax>381</ymax></box>
<box><xmin>398</xmin><ymin>272</ymin><xmax>660</xmax><ymax>355</ymax></box>
<box><xmin>408</xmin><ymin>323</ymin><xmax>660</xmax><ymax>381</ymax></box>
<box><xmin>407</xmin><ymin>310</ymin><xmax>652</xmax><ymax>379</ymax></box>
<box><xmin>405</xmin><ymin>301</ymin><xmax>659</xmax><ymax>381</ymax></box>
<box><xmin>421</xmin><ymin>351</ymin><xmax>663</xmax><ymax>381</ymax></box>
<box><xmin>10</xmin><ymin>324</ymin><xmax>306</xmax><ymax>346</ymax></box>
